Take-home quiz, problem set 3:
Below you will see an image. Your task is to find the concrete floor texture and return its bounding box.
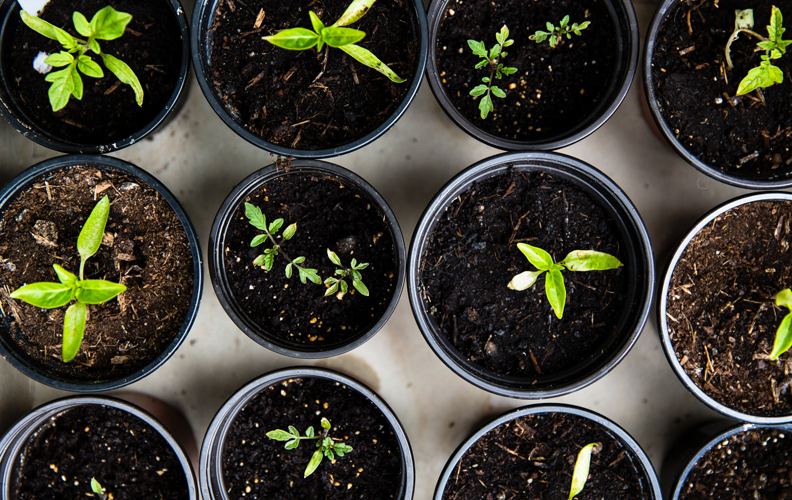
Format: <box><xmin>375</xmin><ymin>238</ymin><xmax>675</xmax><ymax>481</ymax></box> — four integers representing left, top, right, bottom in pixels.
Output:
<box><xmin>0</xmin><ymin>0</ymin><xmax>763</xmax><ymax>498</ymax></box>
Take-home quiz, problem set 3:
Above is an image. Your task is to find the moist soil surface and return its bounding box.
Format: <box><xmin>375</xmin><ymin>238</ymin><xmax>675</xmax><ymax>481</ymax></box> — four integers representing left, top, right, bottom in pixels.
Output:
<box><xmin>442</xmin><ymin>412</ymin><xmax>651</xmax><ymax>500</ymax></box>
<box><xmin>420</xmin><ymin>169</ymin><xmax>628</xmax><ymax>381</ymax></box>
<box><xmin>223</xmin><ymin>171</ymin><xmax>396</xmax><ymax>350</ymax></box>
<box><xmin>0</xmin><ymin>165</ymin><xmax>194</xmax><ymax>382</ymax></box>
<box><xmin>667</xmin><ymin>201</ymin><xmax>792</xmax><ymax>417</ymax></box>
<box><xmin>3</xmin><ymin>0</ymin><xmax>183</xmax><ymax>146</ymax></box>
<box><xmin>12</xmin><ymin>404</ymin><xmax>189</xmax><ymax>500</ymax></box>
<box><xmin>222</xmin><ymin>377</ymin><xmax>403</xmax><ymax>499</ymax></box>
<box><xmin>679</xmin><ymin>427</ymin><xmax>791</xmax><ymax>500</ymax></box>
<box><xmin>208</xmin><ymin>0</ymin><xmax>419</xmax><ymax>150</ymax></box>
<box><xmin>651</xmin><ymin>0</ymin><xmax>792</xmax><ymax>179</ymax></box>
<box><xmin>436</xmin><ymin>0</ymin><xmax>618</xmax><ymax>142</ymax></box>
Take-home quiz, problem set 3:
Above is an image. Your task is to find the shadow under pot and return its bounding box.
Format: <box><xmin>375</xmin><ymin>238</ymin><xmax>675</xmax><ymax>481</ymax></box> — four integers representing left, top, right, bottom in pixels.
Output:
<box><xmin>644</xmin><ymin>0</ymin><xmax>792</xmax><ymax>189</ymax></box>
<box><xmin>199</xmin><ymin>367</ymin><xmax>415</xmax><ymax>500</ymax></box>
<box><xmin>0</xmin><ymin>0</ymin><xmax>190</xmax><ymax>154</ymax></box>
<box><xmin>408</xmin><ymin>151</ymin><xmax>654</xmax><ymax>398</ymax></box>
<box><xmin>658</xmin><ymin>193</ymin><xmax>792</xmax><ymax>424</ymax></box>
<box><xmin>0</xmin><ymin>396</ymin><xmax>198</xmax><ymax>500</ymax></box>
<box><xmin>425</xmin><ymin>0</ymin><xmax>638</xmax><ymax>150</ymax></box>
<box><xmin>191</xmin><ymin>0</ymin><xmax>428</xmax><ymax>158</ymax></box>
<box><xmin>435</xmin><ymin>404</ymin><xmax>661</xmax><ymax>500</ymax></box>
<box><xmin>209</xmin><ymin>160</ymin><xmax>405</xmax><ymax>358</ymax></box>
<box><xmin>0</xmin><ymin>155</ymin><xmax>203</xmax><ymax>392</ymax></box>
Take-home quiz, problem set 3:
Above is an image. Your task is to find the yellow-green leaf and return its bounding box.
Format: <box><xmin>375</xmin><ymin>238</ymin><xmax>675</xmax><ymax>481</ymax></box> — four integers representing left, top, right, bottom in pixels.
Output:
<box><xmin>78</xmin><ymin>55</ymin><xmax>104</xmax><ymax>78</ymax></box>
<box><xmin>334</xmin><ymin>0</ymin><xmax>376</xmax><ymax>27</ymax></box>
<box><xmin>304</xmin><ymin>449</ymin><xmax>324</xmax><ymax>477</ymax></box>
<box><xmin>569</xmin><ymin>443</ymin><xmax>599</xmax><ymax>500</ymax></box>
<box><xmin>338</xmin><ymin>44</ymin><xmax>405</xmax><ymax>83</ymax></box>
<box><xmin>90</xmin><ymin>6</ymin><xmax>132</xmax><ymax>41</ymax></box>
<box><xmin>263</xmin><ymin>28</ymin><xmax>320</xmax><ymax>50</ymax></box>
<box><xmin>321</xmin><ymin>26</ymin><xmax>365</xmax><ymax>48</ymax></box>
<box><xmin>77</xmin><ymin>196</ymin><xmax>110</xmax><ymax>261</ymax></box>
<box><xmin>62</xmin><ymin>301</ymin><xmax>87</xmax><ymax>362</ymax></box>
<box><xmin>770</xmin><ymin>313</ymin><xmax>792</xmax><ymax>360</ymax></box>
<box><xmin>516</xmin><ymin>243</ymin><xmax>554</xmax><ymax>270</ymax></box>
<box><xmin>560</xmin><ymin>250</ymin><xmax>623</xmax><ymax>272</ymax></box>
<box><xmin>20</xmin><ymin>10</ymin><xmax>72</xmax><ymax>42</ymax></box>
<box><xmin>10</xmin><ymin>282</ymin><xmax>74</xmax><ymax>309</ymax></box>
<box><xmin>75</xmin><ymin>280</ymin><xmax>126</xmax><ymax>304</ymax></box>
<box><xmin>73</xmin><ymin>11</ymin><xmax>92</xmax><ymax>37</ymax></box>
<box><xmin>53</xmin><ymin>264</ymin><xmax>77</xmax><ymax>287</ymax></box>
<box><xmin>545</xmin><ymin>269</ymin><xmax>566</xmax><ymax>319</ymax></box>
<box><xmin>44</xmin><ymin>64</ymin><xmax>79</xmax><ymax>111</ymax></box>
<box><xmin>100</xmin><ymin>53</ymin><xmax>144</xmax><ymax>106</ymax></box>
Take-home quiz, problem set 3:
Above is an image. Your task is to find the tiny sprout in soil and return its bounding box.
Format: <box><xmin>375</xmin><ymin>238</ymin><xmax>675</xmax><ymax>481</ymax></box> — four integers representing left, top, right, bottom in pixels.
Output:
<box><xmin>9</xmin><ymin>196</ymin><xmax>126</xmax><ymax>362</ymax></box>
<box><xmin>468</xmin><ymin>25</ymin><xmax>518</xmax><ymax>119</ymax></box>
<box><xmin>568</xmin><ymin>442</ymin><xmax>600</xmax><ymax>500</ymax></box>
<box><xmin>20</xmin><ymin>6</ymin><xmax>144</xmax><ymax>112</ymax></box>
<box><xmin>529</xmin><ymin>15</ymin><xmax>591</xmax><ymax>48</ymax></box>
<box><xmin>508</xmin><ymin>243</ymin><xmax>622</xmax><ymax>319</ymax></box>
<box><xmin>90</xmin><ymin>478</ymin><xmax>107</xmax><ymax>500</ymax></box>
<box><xmin>324</xmin><ymin>249</ymin><xmax>369</xmax><ymax>298</ymax></box>
<box><xmin>266</xmin><ymin>417</ymin><xmax>354</xmax><ymax>478</ymax></box>
<box><xmin>725</xmin><ymin>6</ymin><xmax>790</xmax><ymax>97</ymax></box>
<box><xmin>262</xmin><ymin>0</ymin><xmax>405</xmax><ymax>83</ymax></box>
<box><xmin>770</xmin><ymin>288</ymin><xmax>792</xmax><ymax>360</ymax></box>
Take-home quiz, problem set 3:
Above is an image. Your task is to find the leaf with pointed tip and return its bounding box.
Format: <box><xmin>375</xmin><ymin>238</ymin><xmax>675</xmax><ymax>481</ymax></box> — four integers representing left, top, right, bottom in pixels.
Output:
<box><xmin>251</xmin><ymin>234</ymin><xmax>268</xmax><ymax>247</ymax></box>
<box><xmin>491</xmin><ymin>86</ymin><xmax>506</xmax><ymax>98</ymax></box>
<box><xmin>325</xmin><ymin>282</ymin><xmax>339</xmax><ymax>296</ymax></box>
<box><xmin>100</xmin><ymin>53</ymin><xmax>143</xmax><ymax>106</ymax></box>
<box><xmin>245</xmin><ymin>203</ymin><xmax>267</xmax><ymax>231</ymax></box>
<box><xmin>264</xmin><ymin>28</ymin><xmax>320</xmax><ymax>50</ymax></box>
<box><xmin>560</xmin><ymin>250</ymin><xmax>623</xmax><ymax>272</ymax></box>
<box><xmin>44</xmin><ymin>51</ymin><xmax>74</xmax><ymax>68</ymax></box>
<box><xmin>266</xmin><ymin>429</ymin><xmax>295</xmax><ymax>441</ymax></box>
<box><xmin>517</xmin><ymin>243</ymin><xmax>554</xmax><ymax>270</ymax></box>
<box><xmin>90</xmin><ymin>6</ymin><xmax>132</xmax><ymax>41</ymax></box>
<box><xmin>309</xmin><ymin>11</ymin><xmax>325</xmax><ymax>34</ymax></box>
<box><xmin>62</xmin><ymin>301</ymin><xmax>87</xmax><ymax>362</ymax></box>
<box><xmin>285</xmin><ymin>263</ymin><xmax>293</xmax><ymax>279</ymax></box>
<box><xmin>285</xmin><ymin>439</ymin><xmax>299</xmax><ymax>450</ymax></box>
<box><xmin>282</xmin><ymin>223</ymin><xmax>297</xmax><ymax>240</ymax></box>
<box><xmin>478</xmin><ymin>92</ymin><xmax>493</xmax><ymax>119</ymax></box>
<box><xmin>545</xmin><ymin>269</ymin><xmax>566</xmax><ymax>319</ymax></box>
<box><xmin>77</xmin><ymin>55</ymin><xmax>104</xmax><ymax>78</ymax></box>
<box><xmin>334</xmin><ymin>0</ymin><xmax>376</xmax><ymax>27</ymax></box>
<box><xmin>44</xmin><ymin>63</ymin><xmax>80</xmax><ymax>111</ymax></box>
<box><xmin>20</xmin><ymin>10</ymin><xmax>73</xmax><ymax>43</ymax></box>
<box><xmin>253</xmin><ymin>255</ymin><xmax>267</xmax><ymax>267</ymax></box>
<box><xmin>53</xmin><ymin>264</ymin><xmax>77</xmax><ymax>287</ymax></box>
<box><xmin>327</xmin><ymin>249</ymin><xmax>342</xmax><ymax>266</ymax></box>
<box><xmin>306</xmin><ymin>426</ymin><xmax>315</xmax><ymax>438</ymax></box>
<box><xmin>569</xmin><ymin>443</ymin><xmax>599</xmax><ymax>499</ymax></box>
<box><xmin>264</xmin><ymin>253</ymin><xmax>275</xmax><ymax>271</ymax></box>
<box><xmin>339</xmin><ymin>280</ymin><xmax>348</xmax><ymax>293</ymax></box>
<box><xmin>75</xmin><ymin>280</ymin><xmax>126</xmax><ymax>304</ymax></box>
<box><xmin>353</xmin><ymin>279</ymin><xmax>369</xmax><ymax>296</ymax></box>
<box><xmin>470</xmin><ymin>84</ymin><xmax>488</xmax><ymax>97</ymax></box>
<box><xmin>10</xmin><ymin>282</ymin><xmax>73</xmax><ymax>309</ymax></box>
<box><xmin>468</xmin><ymin>39</ymin><xmax>487</xmax><ymax>58</ymax></box>
<box><xmin>91</xmin><ymin>478</ymin><xmax>102</xmax><ymax>495</ymax></box>
<box><xmin>268</xmin><ymin>218</ymin><xmax>284</xmax><ymax>234</ymax></box>
<box><xmin>338</xmin><ymin>43</ymin><xmax>405</xmax><ymax>83</ymax></box>
<box><xmin>321</xmin><ymin>26</ymin><xmax>365</xmax><ymax>47</ymax></box>
<box><xmin>304</xmin><ymin>449</ymin><xmax>324</xmax><ymax>477</ymax></box>
<box><xmin>293</xmin><ymin>256</ymin><xmax>306</xmax><ymax>264</ymax></box>
<box><xmin>77</xmin><ymin>196</ymin><xmax>110</xmax><ymax>261</ymax></box>
<box><xmin>73</xmin><ymin>11</ymin><xmax>92</xmax><ymax>37</ymax></box>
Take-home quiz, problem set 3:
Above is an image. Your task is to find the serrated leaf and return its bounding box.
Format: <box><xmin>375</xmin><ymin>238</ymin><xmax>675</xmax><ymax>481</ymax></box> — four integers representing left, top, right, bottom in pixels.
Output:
<box><xmin>475</xmin><ymin>59</ymin><xmax>487</xmax><ymax>69</ymax></box>
<box><xmin>561</xmin><ymin>15</ymin><xmax>569</xmax><ymax>28</ymax></box>
<box><xmin>245</xmin><ymin>203</ymin><xmax>266</xmax><ymax>231</ymax></box>
<box><xmin>264</xmin><ymin>28</ymin><xmax>320</xmax><ymax>50</ymax></box>
<box><xmin>282</xmin><ymin>223</ymin><xmax>297</xmax><ymax>240</ymax></box>
<box><xmin>479</xmin><ymin>92</ymin><xmax>493</xmax><ymax>119</ymax></box>
<box><xmin>266</xmin><ymin>429</ymin><xmax>294</xmax><ymax>441</ymax></box>
<box><xmin>264</xmin><ymin>253</ymin><xmax>275</xmax><ymax>271</ymax></box>
<box><xmin>508</xmin><ymin>270</ymin><xmax>544</xmax><ymax>291</ymax></box>
<box><xmin>299</xmin><ymin>267</ymin><xmax>321</xmax><ymax>284</ymax></box>
<box><xmin>560</xmin><ymin>250</ymin><xmax>623</xmax><ymax>271</ymax></box>
<box><xmin>268</xmin><ymin>218</ymin><xmax>284</xmax><ymax>234</ymax></box>
<box><xmin>77</xmin><ymin>55</ymin><xmax>104</xmax><ymax>78</ymax></box>
<box><xmin>327</xmin><ymin>249</ymin><xmax>342</xmax><ymax>266</ymax></box>
<box><xmin>10</xmin><ymin>282</ymin><xmax>73</xmax><ymax>309</ymax></box>
<box><xmin>73</xmin><ymin>11</ymin><xmax>92</xmax><ymax>37</ymax></box>
<box><xmin>546</xmin><ymin>269</ymin><xmax>567</xmax><ymax>319</ymax></box>
<box><xmin>353</xmin><ymin>279</ymin><xmax>369</xmax><ymax>296</ymax></box>
<box><xmin>100</xmin><ymin>53</ymin><xmax>144</xmax><ymax>106</ymax></box>
<box><xmin>305</xmin><ymin>449</ymin><xmax>323</xmax><ymax>477</ymax></box>
<box><xmin>89</xmin><ymin>6</ymin><xmax>132</xmax><ymax>41</ymax></box>
<box><xmin>324</xmin><ymin>448</ymin><xmax>335</xmax><ymax>460</ymax></box>
<box><xmin>285</xmin><ymin>439</ymin><xmax>300</xmax><ymax>450</ymax></box>
<box><xmin>569</xmin><ymin>443</ymin><xmax>599</xmax><ymax>499</ymax></box>
<box><xmin>546</xmin><ymin>22</ymin><xmax>554</xmax><ymax>31</ymax></box>
<box><xmin>321</xmin><ymin>26</ymin><xmax>365</xmax><ymax>47</ymax></box>
<box><xmin>251</xmin><ymin>234</ymin><xmax>268</xmax><ymax>247</ymax></box>
<box><xmin>338</xmin><ymin>43</ymin><xmax>405</xmax><ymax>83</ymax></box>
<box><xmin>467</xmin><ymin>39</ymin><xmax>487</xmax><ymax>57</ymax></box>
<box><xmin>44</xmin><ymin>64</ymin><xmax>79</xmax><ymax>111</ymax></box>
<box><xmin>75</xmin><ymin>280</ymin><xmax>126</xmax><ymax>304</ymax></box>
<box><xmin>517</xmin><ymin>243</ymin><xmax>554</xmax><ymax>270</ymax></box>
<box><xmin>334</xmin><ymin>0</ymin><xmax>376</xmax><ymax>27</ymax></box>
<box><xmin>44</xmin><ymin>51</ymin><xmax>74</xmax><ymax>68</ymax></box>
<box><xmin>491</xmin><ymin>86</ymin><xmax>506</xmax><ymax>98</ymax></box>
<box><xmin>78</xmin><ymin>196</ymin><xmax>110</xmax><ymax>262</ymax></box>
<box><xmin>62</xmin><ymin>301</ymin><xmax>86</xmax><ymax>362</ymax></box>
<box><xmin>501</xmin><ymin>66</ymin><xmax>518</xmax><ymax>75</ymax></box>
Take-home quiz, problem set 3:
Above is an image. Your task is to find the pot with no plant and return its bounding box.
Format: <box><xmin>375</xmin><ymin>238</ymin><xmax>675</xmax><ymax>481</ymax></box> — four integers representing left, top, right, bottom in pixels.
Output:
<box><xmin>0</xmin><ymin>0</ymin><xmax>190</xmax><ymax>154</ymax></box>
<box><xmin>659</xmin><ymin>192</ymin><xmax>792</xmax><ymax>423</ymax></box>
<box><xmin>191</xmin><ymin>0</ymin><xmax>428</xmax><ymax>157</ymax></box>
<box><xmin>0</xmin><ymin>155</ymin><xmax>202</xmax><ymax>392</ymax></box>
<box><xmin>434</xmin><ymin>404</ymin><xmax>661</xmax><ymax>500</ymax></box>
<box><xmin>425</xmin><ymin>0</ymin><xmax>638</xmax><ymax>150</ymax></box>
<box><xmin>0</xmin><ymin>395</ymin><xmax>198</xmax><ymax>500</ymax></box>
<box><xmin>645</xmin><ymin>1</ymin><xmax>792</xmax><ymax>188</ymax></box>
<box><xmin>407</xmin><ymin>151</ymin><xmax>654</xmax><ymax>398</ymax></box>
<box><xmin>209</xmin><ymin>159</ymin><xmax>405</xmax><ymax>358</ymax></box>
<box><xmin>199</xmin><ymin>367</ymin><xmax>415</xmax><ymax>500</ymax></box>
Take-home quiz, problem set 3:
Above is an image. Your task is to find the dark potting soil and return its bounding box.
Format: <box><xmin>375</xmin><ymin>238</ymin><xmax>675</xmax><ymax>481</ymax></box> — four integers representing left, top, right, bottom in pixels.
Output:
<box><xmin>667</xmin><ymin>201</ymin><xmax>792</xmax><ymax>416</ymax></box>
<box><xmin>11</xmin><ymin>404</ymin><xmax>189</xmax><ymax>500</ymax></box>
<box><xmin>651</xmin><ymin>0</ymin><xmax>792</xmax><ymax>178</ymax></box>
<box><xmin>3</xmin><ymin>0</ymin><xmax>182</xmax><ymax>146</ymax></box>
<box><xmin>436</xmin><ymin>0</ymin><xmax>618</xmax><ymax>142</ymax></box>
<box><xmin>442</xmin><ymin>412</ymin><xmax>651</xmax><ymax>500</ymax></box>
<box><xmin>679</xmin><ymin>427</ymin><xmax>791</xmax><ymax>500</ymax></box>
<box><xmin>420</xmin><ymin>169</ymin><xmax>628</xmax><ymax>380</ymax></box>
<box><xmin>208</xmin><ymin>0</ymin><xmax>419</xmax><ymax>150</ymax></box>
<box><xmin>0</xmin><ymin>165</ymin><xmax>194</xmax><ymax>381</ymax></box>
<box><xmin>223</xmin><ymin>172</ymin><xmax>396</xmax><ymax>348</ymax></box>
<box><xmin>222</xmin><ymin>377</ymin><xmax>403</xmax><ymax>499</ymax></box>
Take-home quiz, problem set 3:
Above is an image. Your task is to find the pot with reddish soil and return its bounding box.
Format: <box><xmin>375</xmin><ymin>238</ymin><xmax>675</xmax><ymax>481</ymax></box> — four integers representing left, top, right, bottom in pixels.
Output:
<box><xmin>0</xmin><ymin>395</ymin><xmax>198</xmax><ymax>500</ymax></box>
<box><xmin>0</xmin><ymin>0</ymin><xmax>190</xmax><ymax>154</ymax></box>
<box><xmin>0</xmin><ymin>155</ymin><xmax>202</xmax><ymax>392</ymax></box>
<box><xmin>199</xmin><ymin>367</ymin><xmax>414</xmax><ymax>500</ymax></box>
<box><xmin>407</xmin><ymin>152</ymin><xmax>654</xmax><ymax>398</ymax></box>
<box><xmin>209</xmin><ymin>159</ymin><xmax>404</xmax><ymax>358</ymax></box>
<box><xmin>434</xmin><ymin>404</ymin><xmax>661</xmax><ymax>500</ymax></box>
<box><xmin>191</xmin><ymin>0</ymin><xmax>427</xmax><ymax>158</ymax></box>
<box><xmin>426</xmin><ymin>0</ymin><xmax>638</xmax><ymax>150</ymax></box>
<box><xmin>645</xmin><ymin>0</ymin><xmax>792</xmax><ymax>188</ymax></box>
<box><xmin>659</xmin><ymin>192</ymin><xmax>792</xmax><ymax>423</ymax></box>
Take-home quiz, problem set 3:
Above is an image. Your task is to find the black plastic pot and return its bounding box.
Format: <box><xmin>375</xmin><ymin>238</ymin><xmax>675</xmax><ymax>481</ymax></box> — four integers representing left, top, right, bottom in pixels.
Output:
<box><xmin>0</xmin><ymin>154</ymin><xmax>203</xmax><ymax>392</ymax></box>
<box><xmin>425</xmin><ymin>0</ymin><xmax>638</xmax><ymax>151</ymax></box>
<box><xmin>0</xmin><ymin>395</ymin><xmax>198</xmax><ymax>499</ymax></box>
<box><xmin>434</xmin><ymin>403</ymin><xmax>662</xmax><ymax>500</ymax></box>
<box><xmin>190</xmin><ymin>0</ymin><xmax>428</xmax><ymax>159</ymax></box>
<box><xmin>209</xmin><ymin>159</ymin><xmax>405</xmax><ymax>358</ymax></box>
<box><xmin>199</xmin><ymin>366</ymin><xmax>415</xmax><ymax>500</ymax></box>
<box><xmin>657</xmin><ymin>192</ymin><xmax>792</xmax><ymax>424</ymax></box>
<box><xmin>0</xmin><ymin>0</ymin><xmax>191</xmax><ymax>154</ymax></box>
<box><xmin>407</xmin><ymin>151</ymin><xmax>654</xmax><ymax>398</ymax></box>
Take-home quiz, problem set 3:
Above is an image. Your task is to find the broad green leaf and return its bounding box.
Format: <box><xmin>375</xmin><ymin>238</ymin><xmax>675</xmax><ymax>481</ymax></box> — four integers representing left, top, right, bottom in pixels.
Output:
<box><xmin>62</xmin><ymin>301</ymin><xmax>87</xmax><ymax>362</ymax></box>
<box><xmin>263</xmin><ymin>28</ymin><xmax>320</xmax><ymax>50</ymax></box>
<box><xmin>251</xmin><ymin>234</ymin><xmax>268</xmax><ymax>247</ymax></box>
<box><xmin>91</xmin><ymin>478</ymin><xmax>102</xmax><ymax>495</ymax></box>
<box><xmin>474</xmin><ymin>59</ymin><xmax>488</xmax><ymax>69</ymax></box>
<box><xmin>354</xmin><ymin>262</ymin><xmax>369</xmax><ymax>270</ymax></box>
<box><xmin>546</xmin><ymin>22</ymin><xmax>555</xmax><ymax>31</ymax></box>
<box><xmin>268</xmin><ymin>218</ymin><xmax>284</xmax><ymax>234</ymax></box>
<box><xmin>90</xmin><ymin>6</ymin><xmax>132</xmax><ymax>41</ymax></box>
<box><xmin>78</xmin><ymin>196</ymin><xmax>110</xmax><ymax>261</ymax></box>
<box><xmin>334</xmin><ymin>0</ymin><xmax>376</xmax><ymax>27</ymax></box>
<box><xmin>75</xmin><ymin>280</ymin><xmax>126</xmax><ymax>304</ymax></box>
<box><xmin>491</xmin><ymin>86</ymin><xmax>506</xmax><ymax>98</ymax></box>
<box><xmin>338</xmin><ymin>43</ymin><xmax>405</xmax><ymax>83</ymax></box>
<box><xmin>44</xmin><ymin>51</ymin><xmax>74</xmax><ymax>68</ymax></box>
<box><xmin>20</xmin><ymin>10</ymin><xmax>72</xmax><ymax>42</ymax></box>
<box><xmin>770</xmin><ymin>312</ymin><xmax>792</xmax><ymax>360</ymax></box>
<box><xmin>478</xmin><ymin>92</ymin><xmax>493</xmax><ymax>119</ymax></box>
<box><xmin>44</xmin><ymin>64</ymin><xmax>78</xmax><ymax>111</ymax></box>
<box><xmin>293</xmin><ymin>256</ymin><xmax>306</xmax><ymax>264</ymax></box>
<box><xmin>569</xmin><ymin>443</ymin><xmax>599</xmax><ymax>499</ymax></box>
<box><xmin>339</xmin><ymin>280</ymin><xmax>348</xmax><ymax>293</ymax></box>
<box><xmin>321</xmin><ymin>26</ymin><xmax>365</xmax><ymax>47</ymax></box>
<box><xmin>768</xmin><ymin>6</ymin><xmax>782</xmax><ymax>43</ymax></box>
<box><xmin>285</xmin><ymin>439</ymin><xmax>299</xmax><ymax>450</ymax></box>
<box><xmin>73</xmin><ymin>11</ymin><xmax>92</xmax><ymax>37</ymax></box>
<box><xmin>325</xmin><ymin>277</ymin><xmax>338</xmax><ymax>285</ymax></box>
<box><xmin>470</xmin><ymin>84</ymin><xmax>488</xmax><ymax>97</ymax></box>
<box><xmin>266</xmin><ymin>429</ymin><xmax>295</xmax><ymax>441</ymax></box>
<box><xmin>550</xmin><ymin>35</ymin><xmax>558</xmax><ymax>47</ymax></box>
<box><xmin>245</xmin><ymin>203</ymin><xmax>267</xmax><ymax>231</ymax></box>
<box><xmin>309</xmin><ymin>11</ymin><xmax>325</xmax><ymax>34</ymax></box>
<box><xmin>253</xmin><ymin>254</ymin><xmax>266</xmax><ymax>267</ymax></box>
<box><xmin>333</xmin><ymin>443</ymin><xmax>352</xmax><ymax>456</ymax></box>
<box><xmin>482</xmin><ymin>76</ymin><xmax>491</xmax><ymax>83</ymax></box>
<box><xmin>263</xmin><ymin>253</ymin><xmax>275</xmax><ymax>271</ymax></box>
<box><xmin>560</xmin><ymin>15</ymin><xmax>570</xmax><ymax>28</ymax></box>
<box><xmin>306</xmin><ymin>426</ymin><xmax>315</xmax><ymax>438</ymax></box>
<box><xmin>546</xmin><ymin>269</ymin><xmax>566</xmax><ymax>319</ymax></box>
<box><xmin>327</xmin><ymin>249</ymin><xmax>342</xmax><ymax>266</ymax></box>
<box><xmin>324</xmin><ymin>448</ymin><xmax>335</xmax><ymax>460</ymax></box>
<box><xmin>285</xmin><ymin>263</ymin><xmax>293</xmax><ymax>278</ymax></box>
<box><xmin>71</xmin><ymin>68</ymin><xmax>84</xmax><ymax>100</ymax></box>
<box><xmin>77</xmin><ymin>55</ymin><xmax>104</xmax><ymax>78</ymax></box>
<box><xmin>468</xmin><ymin>39</ymin><xmax>487</xmax><ymax>58</ymax></box>
<box><xmin>560</xmin><ymin>250</ymin><xmax>623</xmax><ymax>272</ymax></box>
<box><xmin>735</xmin><ymin>9</ymin><xmax>754</xmax><ymax>31</ymax></box>
<box><xmin>517</xmin><ymin>243</ymin><xmax>554</xmax><ymax>270</ymax></box>
<box><xmin>325</xmin><ymin>282</ymin><xmax>339</xmax><ymax>296</ymax></box>
<box><xmin>321</xmin><ymin>417</ymin><xmax>331</xmax><ymax>429</ymax></box>
<box><xmin>501</xmin><ymin>66</ymin><xmax>518</xmax><ymax>76</ymax></box>
<box><xmin>351</xmin><ymin>269</ymin><xmax>361</xmax><ymax>280</ymax></box>
<box><xmin>288</xmin><ymin>425</ymin><xmax>299</xmax><ymax>436</ymax></box>
<box><xmin>776</xmin><ymin>289</ymin><xmax>792</xmax><ymax>308</ymax></box>
<box><xmin>737</xmin><ymin>62</ymin><xmax>783</xmax><ymax>95</ymax></box>
<box><xmin>89</xmin><ymin>38</ymin><xmax>101</xmax><ymax>54</ymax></box>
<box><xmin>352</xmin><ymin>279</ymin><xmax>369</xmax><ymax>296</ymax></box>
<box><xmin>100</xmin><ymin>53</ymin><xmax>144</xmax><ymax>106</ymax></box>
<box><xmin>282</xmin><ymin>223</ymin><xmax>297</xmax><ymax>240</ymax></box>
<box><xmin>489</xmin><ymin>44</ymin><xmax>500</xmax><ymax>60</ymax></box>
<box><xmin>305</xmin><ymin>449</ymin><xmax>324</xmax><ymax>477</ymax></box>
<box><xmin>508</xmin><ymin>270</ymin><xmax>544</xmax><ymax>291</ymax></box>
<box><xmin>299</xmin><ymin>267</ymin><xmax>321</xmax><ymax>284</ymax></box>
<box><xmin>10</xmin><ymin>282</ymin><xmax>73</xmax><ymax>309</ymax></box>
<box><xmin>53</xmin><ymin>264</ymin><xmax>77</xmax><ymax>287</ymax></box>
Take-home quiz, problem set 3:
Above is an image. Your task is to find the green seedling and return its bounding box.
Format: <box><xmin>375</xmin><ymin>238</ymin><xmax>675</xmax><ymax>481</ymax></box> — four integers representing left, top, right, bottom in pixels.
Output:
<box><xmin>90</xmin><ymin>478</ymin><xmax>107</xmax><ymax>500</ymax></box>
<box><xmin>20</xmin><ymin>6</ymin><xmax>144</xmax><ymax>112</ymax></box>
<box><xmin>770</xmin><ymin>288</ymin><xmax>792</xmax><ymax>359</ymax></box>
<box><xmin>529</xmin><ymin>15</ymin><xmax>591</xmax><ymax>48</ymax></box>
<box><xmin>245</xmin><ymin>203</ymin><xmax>320</xmax><ymax>285</ymax></box>
<box><xmin>266</xmin><ymin>417</ymin><xmax>354</xmax><ymax>478</ymax></box>
<box><xmin>468</xmin><ymin>25</ymin><xmax>518</xmax><ymax>119</ymax></box>
<box><xmin>262</xmin><ymin>0</ymin><xmax>405</xmax><ymax>83</ymax></box>
<box><xmin>324</xmin><ymin>249</ymin><xmax>369</xmax><ymax>298</ymax></box>
<box><xmin>725</xmin><ymin>6</ymin><xmax>790</xmax><ymax>96</ymax></box>
<box><xmin>568</xmin><ymin>442</ymin><xmax>600</xmax><ymax>500</ymax></box>
<box><xmin>10</xmin><ymin>196</ymin><xmax>126</xmax><ymax>362</ymax></box>
<box><xmin>507</xmin><ymin>243</ymin><xmax>623</xmax><ymax>319</ymax></box>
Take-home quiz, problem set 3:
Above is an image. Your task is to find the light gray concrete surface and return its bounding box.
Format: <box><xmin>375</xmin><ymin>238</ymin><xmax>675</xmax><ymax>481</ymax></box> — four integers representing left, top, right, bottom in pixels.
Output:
<box><xmin>0</xmin><ymin>0</ymin><xmax>756</xmax><ymax>498</ymax></box>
